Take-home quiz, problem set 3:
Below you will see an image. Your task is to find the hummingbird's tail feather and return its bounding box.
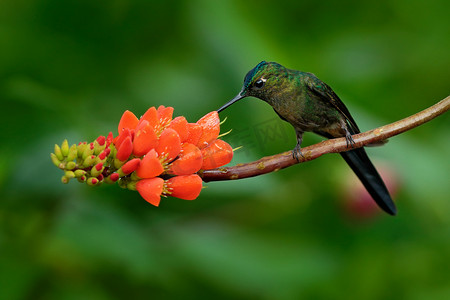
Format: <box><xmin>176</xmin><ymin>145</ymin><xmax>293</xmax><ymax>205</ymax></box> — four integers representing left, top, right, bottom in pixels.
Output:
<box><xmin>340</xmin><ymin>148</ymin><xmax>397</xmax><ymax>215</ymax></box>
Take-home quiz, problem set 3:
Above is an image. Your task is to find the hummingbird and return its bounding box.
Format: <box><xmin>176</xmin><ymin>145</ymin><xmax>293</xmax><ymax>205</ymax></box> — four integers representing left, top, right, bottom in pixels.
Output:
<box><xmin>217</xmin><ymin>61</ymin><xmax>397</xmax><ymax>215</ymax></box>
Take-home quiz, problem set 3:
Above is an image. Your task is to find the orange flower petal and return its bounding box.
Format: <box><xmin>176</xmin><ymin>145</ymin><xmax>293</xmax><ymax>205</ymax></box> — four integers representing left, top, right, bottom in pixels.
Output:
<box><xmin>155</xmin><ymin>128</ymin><xmax>181</xmax><ymax>162</ymax></box>
<box><xmin>136</xmin><ymin>149</ymin><xmax>164</xmax><ymax>178</ymax></box>
<box><xmin>169</xmin><ymin>143</ymin><xmax>203</xmax><ymax>175</ymax></box>
<box><xmin>118</xmin><ymin>110</ymin><xmax>139</xmax><ymax>134</ymax></box>
<box><xmin>185</xmin><ymin>123</ymin><xmax>203</xmax><ymax>146</ymax></box>
<box><xmin>201</xmin><ymin>139</ymin><xmax>233</xmax><ymax>170</ymax></box>
<box><xmin>168</xmin><ymin>116</ymin><xmax>189</xmax><ymax>142</ymax></box>
<box><xmin>166</xmin><ymin>174</ymin><xmax>203</xmax><ymax>200</ymax></box>
<box><xmin>116</xmin><ymin>136</ymin><xmax>133</xmax><ymax>161</ymax></box>
<box><xmin>121</xmin><ymin>158</ymin><xmax>141</xmax><ymax>175</ymax></box>
<box><xmin>157</xmin><ymin>105</ymin><xmax>174</xmax><ymax>126</ymax></box>
<box><xmin>196</xmin><ymin>111</ymin><xmax>220</xmax><ymax>149</ymax></box>
<box><xmin>133</xmin><ymin>121</ymin><xmax>158</xmax><ymax>157</ymax></box>
<box><xmin>138</xmin><ymin>107</ymin><xmax>158</xmax><ymax>130</ymax></box>
<box><xmin>136</xmin><ymin>177</ymin><xmax>164</xmax><ymax>206</ymax></box>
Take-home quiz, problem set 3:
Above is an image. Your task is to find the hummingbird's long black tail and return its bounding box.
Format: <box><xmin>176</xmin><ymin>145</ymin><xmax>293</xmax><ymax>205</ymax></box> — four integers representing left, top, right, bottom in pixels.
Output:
<box><xmin>340</xmin><ymin>148</ymin><xmax>397</xmax><ymax>215</ymax></box>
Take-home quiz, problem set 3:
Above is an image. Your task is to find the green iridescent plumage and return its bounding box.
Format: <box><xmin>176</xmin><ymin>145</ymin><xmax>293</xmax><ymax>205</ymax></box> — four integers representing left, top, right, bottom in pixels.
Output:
<box><xmin>218</xmin><ymin>61</ymin><xmax>396</xmax><ymax>215</ymax></box>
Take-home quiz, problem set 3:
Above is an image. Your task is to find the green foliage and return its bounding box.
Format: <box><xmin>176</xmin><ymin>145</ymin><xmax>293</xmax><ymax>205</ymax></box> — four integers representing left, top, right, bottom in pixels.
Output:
<box><xmin>1</xmin><ymin>0</ymin><xmax>449</xmax><ymax>299</ymax></box>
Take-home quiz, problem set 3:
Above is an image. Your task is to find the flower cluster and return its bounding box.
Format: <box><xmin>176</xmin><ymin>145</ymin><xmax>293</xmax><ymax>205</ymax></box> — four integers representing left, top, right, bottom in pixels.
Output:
<box><xmin>51</xmin><ymin>106</ymin><xmax>233</xmax><ymax>206</ymax></box>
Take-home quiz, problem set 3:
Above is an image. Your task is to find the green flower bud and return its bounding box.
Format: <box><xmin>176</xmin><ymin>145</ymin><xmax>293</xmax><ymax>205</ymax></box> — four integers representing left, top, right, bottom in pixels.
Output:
<box><xmin>82</xmin><ymin>155</ymin><xmax>97</xmax><ymax>168</ymax></box>
<box><xmin>61</xmin><ymin>139</ymin><xmax>69</xmax><ymax>157</ymax></box>
<box><xmin>82</xmin><ymin>144</ymin><xmax>95</xmax><ymax>160</ymax></box>
<box><xmin>74</xmin><ymin>169</ymin><xmax>87</xmax><ymax>178</ymax></box>
<box><xmin>93</xmin><ymin>140</ymin><xmax>106</xmax><ymax>156</ymax></box>
<box><xmin>50</xmin><ymin>153</ymin><xmax>62</xmax><ymax>168</ymax></box>
<box><xmin>87</xmin><ymin>177</ymin><xmax>100</xmax><ymax>186</ymax></box>
<box><xmin>90</xmin><ymin>163</ymin><xmax>104</xmax><ymax>177</ymax></box>
<box><xmin>54</xmin><ymin>144</ymin><xmax>64</xmax><ymax>161</ymax></box>
<box><xmin>77</xmin><ymin>175</ymin><xmax>87</xmax><ymax>183</ymax></box>
<box><xmin>66</xmin><ymin>144</ymin><xmax>78</xmax><ymax>161</ymax></box>
<box><xmin>61</xmin><ymin>175</ymin><xmax>70</xmax><ymax>184</ymax></box>
<box><xmin>64</xmin><ymin>170</ymin><xmax>75</xmax><ymax>179</ymax></box>
<box><xmin>66</xmin><ymin>161</ymin><xmax>77</xmax><ymax>170</ymax></box>
<box><xmin>77</xmin><ymin>142</ymin><xmax>87</xmax><ymax>158</ymax></box>
<box><xmin>104</xmin><ymin>173</ymin><xmax>120</xmax><ymax>184</ymax></box>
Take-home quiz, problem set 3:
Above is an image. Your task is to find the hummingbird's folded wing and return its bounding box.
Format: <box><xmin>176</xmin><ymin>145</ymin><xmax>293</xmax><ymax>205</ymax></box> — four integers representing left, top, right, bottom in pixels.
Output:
<box><xmin>304</xmin><ymin>75</ymin><xmax>360</xmax><ymax>134</ymax></box>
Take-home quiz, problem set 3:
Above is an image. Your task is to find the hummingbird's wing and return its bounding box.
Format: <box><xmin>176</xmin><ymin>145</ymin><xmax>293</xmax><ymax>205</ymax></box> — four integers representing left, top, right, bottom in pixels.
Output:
<box><xmin>304</xmin><ymin>75</ymin><xmax>360</xmax><ymax>134</ymax></box>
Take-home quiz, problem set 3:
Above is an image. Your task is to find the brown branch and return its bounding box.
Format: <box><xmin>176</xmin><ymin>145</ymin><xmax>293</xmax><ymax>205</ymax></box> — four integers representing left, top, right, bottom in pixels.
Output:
<box><xmin>200</xmin><ymin>96</ymin><xmax>450</xmax><ymax>182</ymax></box>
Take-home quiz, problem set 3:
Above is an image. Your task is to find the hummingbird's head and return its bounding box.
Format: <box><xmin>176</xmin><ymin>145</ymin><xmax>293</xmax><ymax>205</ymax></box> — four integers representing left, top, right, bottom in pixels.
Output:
<box><xmin>217</xmin><ymin>61</ymin><xmax>286</xmax><ymax>112</ymax></box>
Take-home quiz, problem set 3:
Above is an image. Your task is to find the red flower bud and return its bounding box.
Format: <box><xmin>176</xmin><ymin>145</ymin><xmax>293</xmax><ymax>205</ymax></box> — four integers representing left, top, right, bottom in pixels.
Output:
<box><xmin>114</xmin><ymin>128</ymin><xmax>132</xmax><ymax>150</ymax></box>
<box><xmin>96</xmin><ymin>135</ymin><xmax>106</xmax><ymax>146</ymax></box>
<box><xmin>98</xmin><ymin>148</ymin><xmax>111</xmax><ymax>160</ymax></box>
<box><xmin>95</xmin><ymin>162</ymin><xmax>103</xmax><ymax>171</ymax></box>
<box><xmin>121</xmin><ymin>158</ymin><xmax>141</xmax><ymax>175</ymax></box>
<box><xmin>110</xmin><ymin>173</ymin><xmax>120</xmax><ymax>182</ymax></box>
<box><xmin>106</xmin><ymin>131</ymin><xmax>114</xmax><ymax>147</ymax></box>
<box><xmin>116</xmin><ymin>136</ymin><xmax>133</xmax><ymax>161</ymax></box>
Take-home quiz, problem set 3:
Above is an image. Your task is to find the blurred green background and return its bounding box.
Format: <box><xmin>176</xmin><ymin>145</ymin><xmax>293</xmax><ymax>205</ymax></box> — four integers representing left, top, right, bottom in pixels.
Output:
<box><xmin>1</xmin><ymin>0</ymin><xmax>449</xmax><ymax>299</ymax></box>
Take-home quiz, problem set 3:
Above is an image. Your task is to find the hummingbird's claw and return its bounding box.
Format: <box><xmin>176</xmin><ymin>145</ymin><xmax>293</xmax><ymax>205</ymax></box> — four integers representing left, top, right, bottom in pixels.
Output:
<box><xmin>293</xmin><ymin>131</ymin><xmax>304</xmax><ymax>161</ymax></box>
<box><xmin>343</xmin><ymin>126</ymin><xmax>355</xmax><ymax>149</ymax></box>
<box><xmin>292</xmin><ymin>145</ymin><xmax>304</xmax><ymax>162</ymax></box>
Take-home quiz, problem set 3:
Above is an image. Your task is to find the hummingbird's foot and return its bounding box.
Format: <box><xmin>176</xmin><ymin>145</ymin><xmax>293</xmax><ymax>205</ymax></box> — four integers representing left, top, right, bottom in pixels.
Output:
<box><xmin>292</xmin><ymin>131</ymin><xmax>304</xmax><ymax>161</ymax></box>
<box><xmin>292</xmin><ymin>145</ymin><xmax>304</xmax><ymax>161</ymax></box>
<box><xmin>344</xmin><ymin>128</ymin><xmax>355</xmax><ymax>149</ymax></box>
<box><xmin>293</xmin><ymin>131</ymin><xmax>304</xmax><ymax>161</ymax></box>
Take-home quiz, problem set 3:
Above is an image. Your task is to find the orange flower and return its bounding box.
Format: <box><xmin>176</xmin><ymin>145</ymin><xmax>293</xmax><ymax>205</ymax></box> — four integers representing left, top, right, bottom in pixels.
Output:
<box><xmin>169</xmin><ymin>143</ymin><xmax>203</xmax><ymax>175</ymax></box>
<box><xmin>136</xmin><ymin>177</ymin><xmax>164</xmax><ymax>206</ymax></box>
<box><xmin>196</xmin><ymin>111</ymin><xmax>220</xmax><ymax>149</ymax></box>
<box><xmin>136</xmin><ymin>174</ymin><xmax>203</xmax><ymax>205</ymax></box>
<box><xmin>155</xmin><ymin>128</ymin><xmax>181</xmax><ymax>162</ymax></box>
<box><xmin>157</xmin><ymin>105</ymin><xmax>174</xmax><ymax>127</ymax></box>
<box><xmin>201</xmin><ymin>139</ymin><xmax>233</xmax><ymax>170</ymax></box>
<box><xmin>166</xmin><ymin>174</ymin><xmax>203</xmax><ymax>200</ymax></box>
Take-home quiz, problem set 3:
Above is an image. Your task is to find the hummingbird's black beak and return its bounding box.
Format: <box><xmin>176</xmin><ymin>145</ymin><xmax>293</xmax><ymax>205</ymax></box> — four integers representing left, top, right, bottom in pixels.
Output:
<box><xmin>217</xmin><ymin>92</ymin><xmax>245</xmax><ymax>113</ymax></box>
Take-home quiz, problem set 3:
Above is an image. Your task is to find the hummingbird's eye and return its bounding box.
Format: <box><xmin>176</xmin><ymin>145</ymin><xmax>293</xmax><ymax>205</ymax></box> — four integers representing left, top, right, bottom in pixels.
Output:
<box><xmin>254</xmin><ymin>78</ymin><xmax>265</xmax><ymax>89</ymax></box>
